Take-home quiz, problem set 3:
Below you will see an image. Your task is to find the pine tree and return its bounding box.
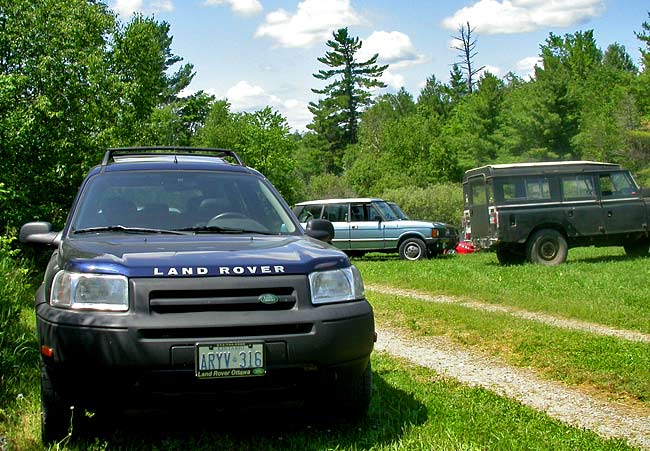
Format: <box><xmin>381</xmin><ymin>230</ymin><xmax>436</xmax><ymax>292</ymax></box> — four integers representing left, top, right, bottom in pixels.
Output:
<box><xmin>308</xmin><ymin>28</ymin><xmax>388</xmax><ymax>161</ymax></box>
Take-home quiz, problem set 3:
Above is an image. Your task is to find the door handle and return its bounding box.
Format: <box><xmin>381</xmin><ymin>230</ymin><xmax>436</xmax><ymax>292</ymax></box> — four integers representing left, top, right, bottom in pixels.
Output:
<box><xmin>351</xmin><ymin>225</ymin><xmax>359</xmax><ymax>229</ymax></box>
<box><xmin>607</xmin><ymin>211</ymin><xmax>613</xmax><ymax>218</ymax></box>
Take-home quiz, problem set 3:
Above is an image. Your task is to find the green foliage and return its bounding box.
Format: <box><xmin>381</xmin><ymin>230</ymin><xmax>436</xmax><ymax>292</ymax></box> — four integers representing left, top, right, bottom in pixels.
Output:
<box><xmin>0</xmin><ymin>1</ymin><xmax>192</xmax><ymax>230</ymax></box>
<box><xmin>196</xmin><ymin>103</ymin><xmax>302</xmax><ymax>204</ymax></box>
<box><xmin>301</xmin><ymin>173</ymin><xmax>357</xmax><ymax>201</ymax></box>
<box><xmin>379</xmin><ymin>184</ymin><xmax>463</xmax><ymax>227</ymax></box>
<box><xmin>0</xmin><ymin>235</ymin><xmax>37</xmax><ymax>408</ymax></box>
<box><xmin>308</xmin><ymin>27</ymin><xmax>388</xmax><ymax>171</ymax></box>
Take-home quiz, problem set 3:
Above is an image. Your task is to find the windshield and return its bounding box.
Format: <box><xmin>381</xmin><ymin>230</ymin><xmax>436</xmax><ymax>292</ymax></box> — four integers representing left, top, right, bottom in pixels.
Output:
<box><xmin>387</xmin><ymin>202</ymin><xmax>409</xmax><ymax>220</ymax></box>
<box><xmin>70</xmin><ymin>170</ymin><xmax>298</xmax><ymax>235</ymax></box>
<box><xmin>374</xmin><ymin>201</ymin><xmax>398</xmax><ymax>221</ymax></box>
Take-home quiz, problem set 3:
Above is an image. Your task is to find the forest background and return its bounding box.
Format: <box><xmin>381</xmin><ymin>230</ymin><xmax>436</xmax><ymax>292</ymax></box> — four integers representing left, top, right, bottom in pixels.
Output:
<box><xmin>1</xmin><ymin>0</ymin><xmax>650</xmax><ymax>232</ymax></box>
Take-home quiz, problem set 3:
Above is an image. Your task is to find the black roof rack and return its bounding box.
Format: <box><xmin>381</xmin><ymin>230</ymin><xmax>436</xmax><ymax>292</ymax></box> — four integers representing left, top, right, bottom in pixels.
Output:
<box><xmin>102</xmin><ymin>147</ymin><xmax>245</xmax><ymax>167</ymax></box>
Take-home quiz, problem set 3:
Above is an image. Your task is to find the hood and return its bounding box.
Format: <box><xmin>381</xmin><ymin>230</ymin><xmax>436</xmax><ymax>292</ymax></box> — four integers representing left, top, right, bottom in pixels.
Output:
<box><xmin>58</xmin><ymin>234</ymin><xmax>348</xmax><ymax>278</ymax></box>
<box><xmin>389</xmin><ymin>219</ymin><xmax>450</xmax><ymax>228</ymax></box>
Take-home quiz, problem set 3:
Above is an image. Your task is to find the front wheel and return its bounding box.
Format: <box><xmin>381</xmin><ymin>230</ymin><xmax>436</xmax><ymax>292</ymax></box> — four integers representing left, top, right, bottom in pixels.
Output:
<box><xmin>399</xmin><ymin>238</ymin><xmax>427</xmax><ymax>261</ymax></box>
<box><xmin>41</xmin><ymin>360</ymin><xmax>72</xmax><ymax>444</ymax></box>
<box><xmin>526</xmin><ymin>229</ymin><xmax>568</xmax><ymax>265</ymax></box>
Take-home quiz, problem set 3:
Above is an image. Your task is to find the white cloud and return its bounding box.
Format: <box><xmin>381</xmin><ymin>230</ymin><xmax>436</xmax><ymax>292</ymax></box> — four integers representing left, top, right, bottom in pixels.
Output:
<box><xmin>203</xmin><ymin>0</ymin><xmax>262</xmax><ymax>16</ymax></box>
<box><xmin>358</xmin><ymin>31</ymin><xmax>427</xmax><ymax>69</ymax></box>
<box><xmin>480</xmin><ymin>64</ymin><xmax>504</xmax><ymax>77</ymax></box>
<box><xmin>379</xmin><ymin>70</ymin><xmax>405</xmax><ymax>90</ymax></box>
<box><xmin>112</xmin><ymin>0</ymin><xmax>172</xmax><ymax>17</ymax></box>
<box><xmin>516</xmin><ymin>56</ymin><xmax>543</xmax><ymax>78</ymax></box>
<box><xmin>225</xmin><ymin>81</ymin><xmax>311</xmax><ymax>131</ymax></box>
<box><xmin>255</xmin><ymin>0</ymin><xmax>364</xmax><ymax>48</ymax></box>
<box><xmin>441</xmin><ymin>0</ymin><xmax>605</xmax><ymax>34</ymax></box>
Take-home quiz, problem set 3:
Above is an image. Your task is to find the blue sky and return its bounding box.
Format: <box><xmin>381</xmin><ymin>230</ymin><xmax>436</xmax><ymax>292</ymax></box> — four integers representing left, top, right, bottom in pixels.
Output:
<box><xmin>111</xmin><ymin>0</ymin><xmax>650</xmax><ymax>131</ymax></box>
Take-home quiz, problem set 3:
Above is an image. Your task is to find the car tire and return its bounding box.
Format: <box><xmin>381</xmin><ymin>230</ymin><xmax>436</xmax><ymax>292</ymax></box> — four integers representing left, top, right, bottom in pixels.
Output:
<box><xmin>399</xmin><ymin>238</ymin><xmax>427</xmax><ymax>261</ymax></box>
<box><xmin>41</xmin><ymin>360</ymin><xmax>72</xmax><ymax>444</ymax></box>
<box><xmin>323</xmin><ymin>362</ymin><xmax>372</xmax><ymax>420</ymax></box>
<box><xmin>526</xmin><ymin>229</ymin><xmax>568</xmax><ymax>265</ymax></box>
<box><xmin>496</xmin><ymin>246</ymin><xmax>526</xmax><ymax>265</ymax></box>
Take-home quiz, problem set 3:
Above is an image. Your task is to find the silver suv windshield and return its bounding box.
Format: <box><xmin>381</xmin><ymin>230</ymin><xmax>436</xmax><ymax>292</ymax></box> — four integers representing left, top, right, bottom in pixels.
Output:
<box><xmin>70</xmin><ymin>170</ymin><xmax>297</xmax><ymax>235</ymax></box>
<box><xmin>374</xmin><ymin>201</ymin><xmax>398</xmax><ymax>221</ymax></box>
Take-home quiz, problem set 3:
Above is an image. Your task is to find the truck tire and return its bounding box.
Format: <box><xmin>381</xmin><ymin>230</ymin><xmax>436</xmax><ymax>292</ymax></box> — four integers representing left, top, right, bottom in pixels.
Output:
<box><xmin>41</xmin><ymin>360</ymin><xmax>72</xmax><ymax>443</ymax></box>
<box><xmin>399</xmin><ymin>238</ymin><xmax>427</xmax><ymax>261</ymax></box>
<box><xmin>526</xmin><ymin>229</ymin><xmax>568</xmax><ymax>265</ymax></box>
<box><xmin>624</xmin><ymin>238</ymin><xmax>650</xmax><ymax>258</ymax></box>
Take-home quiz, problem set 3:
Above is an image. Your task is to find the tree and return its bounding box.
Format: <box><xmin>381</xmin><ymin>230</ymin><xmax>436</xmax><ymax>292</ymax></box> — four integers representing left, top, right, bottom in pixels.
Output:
<box><xmin>603</xmin><ymin>43</ymin><xmax>637</xmax><ymax>73</ymax></box>
<box><xmin>196</xmin><ymin>102</ymin><xmax>301</xmax><ymax>204</ymax></box>
<box><xmin>451</xmin><ymin>22</ymin><xmax>485</xmax><ymax>93</ymax></box>
<box><xmin>110</xmin><ymin>15</ymin><xmax>194</xmax><ymax>144</ymax></box>
<box><xmin>0</xmin><ymin>1</ymin><xmax>194</xmax><ymax>229</ymax></box>
<box><xmin>308</xmin><ymin>27</ymin><xmax>388</xmax><ymax>162</ymax></box>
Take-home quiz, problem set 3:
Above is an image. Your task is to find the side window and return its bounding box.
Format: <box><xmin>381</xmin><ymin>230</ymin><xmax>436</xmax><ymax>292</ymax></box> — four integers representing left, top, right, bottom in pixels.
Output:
<box><xmin>350</xmin><ymin>204</ymin><xmax>365</xmax><ymax>222</ymax></box>
<box><xmin>366</xmin><ymin>205</ymin><xmax>383</xmax><ymax>221</ymax></box>
<box><xmin>599</xmin><ymin>172</ymin><xmax>638</xmax><ymax>198</ymax></box>
<box><xmin>526</xmin><ymin>177</ymin><xmax>551</xmax><ymax>200</ymax></box>
<box><xmin>323</xmin><ymin>204</ymin><xmax>348</xmax><ymax>222</ymax></box>
<box><xmin>500</xmin><ymin>178</ymin><xmax>526</xmax><ymax>202</ymax></box>
<box><xmin>562</xmin><ymin>175</ymin><xmax>596</xmax><ymax>200</ymax></box>
<box><xmin>298</xmin><ymin>204</ymin><xmax>323</xmax><ymax>222</ymax></box>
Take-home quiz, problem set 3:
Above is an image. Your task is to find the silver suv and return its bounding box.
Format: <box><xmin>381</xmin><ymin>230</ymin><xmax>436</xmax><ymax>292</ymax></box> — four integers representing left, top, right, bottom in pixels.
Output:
<box><xmin>293</xmin><ymin>198</ymin><xmax>458</xmax><ymax>260</ymax></box>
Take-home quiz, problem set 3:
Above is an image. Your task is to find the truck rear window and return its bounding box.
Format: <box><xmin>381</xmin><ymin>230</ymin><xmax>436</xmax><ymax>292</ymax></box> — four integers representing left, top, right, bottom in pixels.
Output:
<box><xmin>498</xmin><ymin>177</ymin><xmax>551</xmax><ymax>203</ymax></box>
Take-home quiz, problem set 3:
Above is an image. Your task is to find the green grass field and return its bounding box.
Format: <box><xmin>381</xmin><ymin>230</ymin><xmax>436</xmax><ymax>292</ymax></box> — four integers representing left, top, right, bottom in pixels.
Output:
<box><xmin>1</xmin><ymin>246</ymin><xmax>647</xmax><ymax>450</ymax></box>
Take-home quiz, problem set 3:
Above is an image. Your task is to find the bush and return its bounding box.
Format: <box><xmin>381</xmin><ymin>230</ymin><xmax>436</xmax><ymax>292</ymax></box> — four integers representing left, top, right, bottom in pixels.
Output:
<box><xmin>298</xmin><ymin>173</ymin><xmax>357</xmax><ymax>202</ymax></box>
<box><xmin>380</xmin><ymin>184</ymin><xmax>464</xmax><ymax>227</ymax></box>
<box><xmin>0</xmin><ymin>232</ymin><xmax>38</xmax><ymax>406</ymax></box>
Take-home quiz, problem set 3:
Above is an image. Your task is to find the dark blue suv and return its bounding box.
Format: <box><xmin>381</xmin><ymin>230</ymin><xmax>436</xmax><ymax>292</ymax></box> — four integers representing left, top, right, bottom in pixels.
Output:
<box><xmin>20</xmin><ymin>147</ymin><xmax>374</xmax><ymax>442</ymax></box>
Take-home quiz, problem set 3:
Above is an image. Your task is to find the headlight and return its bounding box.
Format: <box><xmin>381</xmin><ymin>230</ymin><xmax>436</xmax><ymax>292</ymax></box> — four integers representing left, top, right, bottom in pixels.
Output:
<box><xmin>51</xmin><ymin>271</ymin><xmax>128</xmax><ymax>311</ymax></box>
<box><xmin>309</xmin><ymin>266</ymin><xmax>365</xmax><ymax>305</ymax></box>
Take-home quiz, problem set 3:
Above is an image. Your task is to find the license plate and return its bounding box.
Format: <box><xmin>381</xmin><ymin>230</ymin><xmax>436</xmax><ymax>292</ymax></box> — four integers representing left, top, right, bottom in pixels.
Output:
<box><xmin>195</xmin><ymin>342</ymin><xmax>265</xmax><ymax>379</ymax></box>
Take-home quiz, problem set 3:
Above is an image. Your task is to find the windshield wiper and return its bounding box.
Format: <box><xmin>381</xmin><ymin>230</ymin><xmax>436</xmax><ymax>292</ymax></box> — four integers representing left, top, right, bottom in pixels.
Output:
<box><xmin>176</xmin><ymin>226</ymin><xmax>275</xmax><ymax>235</ymax></box>
<box><xmin>73</xmin><ymin>225</ymin><xmax>188</xmax><ymax>235</ymax></box>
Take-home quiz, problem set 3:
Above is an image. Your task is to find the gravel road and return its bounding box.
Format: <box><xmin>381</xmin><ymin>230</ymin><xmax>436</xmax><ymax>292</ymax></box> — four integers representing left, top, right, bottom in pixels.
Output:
<box><xmin>369</xmin><ymin>286</ymin><xmax>650</xmax><ymax>450</ymax></box>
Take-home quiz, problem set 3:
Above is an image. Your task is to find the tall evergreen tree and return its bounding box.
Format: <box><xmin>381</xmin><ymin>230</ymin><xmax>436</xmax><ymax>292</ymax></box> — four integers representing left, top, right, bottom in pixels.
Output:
<box><xmin>308</xmin><ymin>27</ymin><xmax>388</xmax><ymax>166</ymax></box>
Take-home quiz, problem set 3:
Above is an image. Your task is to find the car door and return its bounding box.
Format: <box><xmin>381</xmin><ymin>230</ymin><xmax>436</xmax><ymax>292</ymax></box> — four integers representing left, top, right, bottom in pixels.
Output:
<box><xmin>466</xmin><ymin>175</ymin><xmax>490</xmax><ymax>240</ymax></box>
<box><xmin>349</xmin><ymin>203</ymin><xmax>385</xmax><ymax>251</ymax></box>
<box><xmin>322</xmin><ymin>203</ymin><xmax>351</xmax><ymax>250</ymax></box>
<box><xmin>598</xmin><ymin>171</ymin><xmax>647</xmax><ymax>235</ymax></box>
<box><xmin>561</xmin><ymin>174</ymin><xmax>603</xmax><ymax>236</ymax></box>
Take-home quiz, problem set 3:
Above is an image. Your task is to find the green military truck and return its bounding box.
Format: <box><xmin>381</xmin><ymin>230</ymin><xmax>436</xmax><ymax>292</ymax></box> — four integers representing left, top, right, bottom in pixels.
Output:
<box><xmin>462</xmin><ymin>161</ymin><xmax>650</xmax><ymax>265</ymax></box>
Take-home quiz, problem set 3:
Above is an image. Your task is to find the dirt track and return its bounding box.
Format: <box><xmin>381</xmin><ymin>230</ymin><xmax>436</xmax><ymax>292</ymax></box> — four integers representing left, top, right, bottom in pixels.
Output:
<box><xmin>369</xmin><ymin>285</ymin><xmax>650</xmax><ymax>450</ymax></box>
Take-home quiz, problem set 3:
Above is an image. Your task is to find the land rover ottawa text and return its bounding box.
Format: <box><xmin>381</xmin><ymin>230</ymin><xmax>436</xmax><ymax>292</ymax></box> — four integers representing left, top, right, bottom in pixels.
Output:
<box><xmin>20</xmin><ymin>147</ymin><xmax>375</xmax><ymax>442</ymax></box>
<box><xmin>462</xmin><ymin>161</ymin><xmax>650</xmax><ymax>265</ymax></box>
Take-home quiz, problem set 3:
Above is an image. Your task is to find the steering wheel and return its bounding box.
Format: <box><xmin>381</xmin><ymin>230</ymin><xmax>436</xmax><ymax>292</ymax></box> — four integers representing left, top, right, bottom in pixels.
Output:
<box><xmin>209</xmin><ymin>212</ymin><xmax>248</xmax><ymax>222</ymax></box>
<box><xmin>206</xmin><ymin>212</ymin><xmax>249</xmax><ymax>227</ymax></box>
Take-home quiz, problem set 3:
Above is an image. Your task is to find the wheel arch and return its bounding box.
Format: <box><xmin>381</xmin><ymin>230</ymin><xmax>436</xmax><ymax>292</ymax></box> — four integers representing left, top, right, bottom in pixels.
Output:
<box><xmin>523</xmin><ymin>223</ymin><xmax>568</xmax><ymax>246</ymax></box>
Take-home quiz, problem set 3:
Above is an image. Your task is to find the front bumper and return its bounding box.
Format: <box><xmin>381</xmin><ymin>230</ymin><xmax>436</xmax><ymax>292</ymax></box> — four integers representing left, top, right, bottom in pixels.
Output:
<box><xmin>35</xmin><ymin>275</ymin><xmax>375</xmax><ymax>408</ymax></box>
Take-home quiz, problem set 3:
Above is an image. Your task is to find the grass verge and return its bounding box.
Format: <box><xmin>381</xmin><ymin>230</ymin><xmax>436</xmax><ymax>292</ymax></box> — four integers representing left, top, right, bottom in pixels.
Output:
<box><xmin>354</xmin><ymin>247</ymin><xmax>650</xmax><ymax>334</ymax></box>
<box><xmin>368</xmin><ymin>290</ymin><xmax>650</xmax><ymax>406</ymax></box>
<box><xmin>1</xmin><ymin>354</ymin><xmax>636</xmax><ymax>451</ymax></box>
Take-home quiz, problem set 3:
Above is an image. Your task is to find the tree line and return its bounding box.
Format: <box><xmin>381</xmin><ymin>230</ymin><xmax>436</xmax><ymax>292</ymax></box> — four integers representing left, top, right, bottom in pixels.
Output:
<box><xmin>1</xmin><ymin>0</ymin><xmax>650</xmax><ymax>231</ymax></box>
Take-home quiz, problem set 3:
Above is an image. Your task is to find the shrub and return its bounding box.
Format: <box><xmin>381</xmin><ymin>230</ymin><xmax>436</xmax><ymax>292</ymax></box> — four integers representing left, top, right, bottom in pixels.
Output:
<box><xmin>380</xmin><ymin>184</ymin><xmax>464</xmax><ymax>227</ymax></box>
<box><xmin>299</xmin><ymin>173</ymin><xmax>357</xmax><ymax>201</ymax></box>
<box><xmin>0</xmin><ymin>232</ymin><xmax>38</xmax><ymax>406</ymax></box>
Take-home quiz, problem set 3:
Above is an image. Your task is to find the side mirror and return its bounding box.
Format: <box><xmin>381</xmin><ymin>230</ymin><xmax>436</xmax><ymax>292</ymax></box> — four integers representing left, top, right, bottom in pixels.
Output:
<box><xmin>305</xmin><ymin>219</ymin><xmax>335</xmax><ymax>243</ymax></box>
<box><xmin>19</xmin><ymin>222</ymin><xmax>61</xmax><ymax>246</ymax></box>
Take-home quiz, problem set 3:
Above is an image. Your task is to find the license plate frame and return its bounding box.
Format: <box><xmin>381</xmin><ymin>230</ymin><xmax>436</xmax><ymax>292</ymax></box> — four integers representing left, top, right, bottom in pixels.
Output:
<box><xmin>195</xmin><ymin>342</ymin><xmax>265</xmax><ymax>379</ymax></box>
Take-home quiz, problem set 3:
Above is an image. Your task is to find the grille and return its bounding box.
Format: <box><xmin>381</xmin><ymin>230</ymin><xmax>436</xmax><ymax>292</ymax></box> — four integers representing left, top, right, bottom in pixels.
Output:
<box><xmin>149</xmin><ymin>287</ymin><xmax>296</xmax><ymax>313</ymax></box>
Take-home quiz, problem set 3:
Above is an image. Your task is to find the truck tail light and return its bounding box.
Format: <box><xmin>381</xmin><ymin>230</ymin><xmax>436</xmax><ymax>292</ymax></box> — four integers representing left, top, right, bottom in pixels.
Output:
<box><xmin>489</xmin><ymin>207</ymin><xmax>499</xmax><ymax>226</ymax></box>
